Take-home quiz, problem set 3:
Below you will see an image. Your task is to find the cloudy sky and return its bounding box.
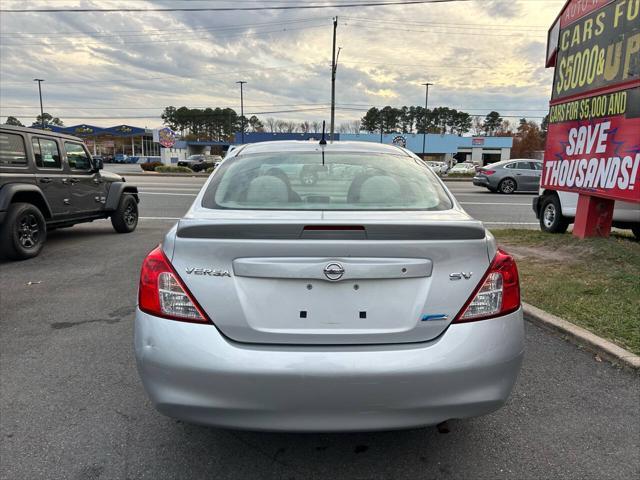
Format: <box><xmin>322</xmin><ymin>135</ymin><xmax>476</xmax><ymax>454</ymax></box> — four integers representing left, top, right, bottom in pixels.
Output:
<box><xmin>0</xmin><ymin>0</ymin><xmax>565</xmax><ymax>130</ymax></box>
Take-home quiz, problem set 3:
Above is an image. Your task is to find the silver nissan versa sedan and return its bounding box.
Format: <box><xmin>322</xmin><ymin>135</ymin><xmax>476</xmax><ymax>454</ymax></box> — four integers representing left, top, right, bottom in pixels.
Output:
<box><xmin>135</xmin><ymin>140</ymin><xmax>524</xmax><ymax>432</ymax></box>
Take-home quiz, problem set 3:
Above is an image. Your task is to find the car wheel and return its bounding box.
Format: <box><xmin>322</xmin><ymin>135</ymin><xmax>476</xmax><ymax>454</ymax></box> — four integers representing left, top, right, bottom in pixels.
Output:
<box><xmin>0</xmin><ymin>202</ymin><xmax>47</xmax><ymax>260</ymax></box>
<box><xmin>111</xmin><ymin>194</ymin><xmax>138</xmax><ymax>233</ymax></box>
<box><xmin>539</xmin><ymin>195</ymin><xmax>569</xmax><ymax>234</ymax></box>
<box><xmin>300</xmin><ymin>170</ymin><xmax>318</xmax><ymax>186</ymax></box>
<box><xmin>498</xmin><ymin>178</ymin><xmax>517</xmax><ymax>194</ymax></box>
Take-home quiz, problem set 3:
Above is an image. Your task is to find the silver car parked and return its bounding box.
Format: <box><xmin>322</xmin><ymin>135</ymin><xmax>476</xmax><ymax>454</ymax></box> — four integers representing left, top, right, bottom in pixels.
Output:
<box><xmin>473</xmin><ymin>159</ymin><xmax>543</xmax><ymax>193</ymax></box>
<box><xmin>135</xmin><ymin>141</ymin><xmax>524</xmax><ymax>432</ymax></box>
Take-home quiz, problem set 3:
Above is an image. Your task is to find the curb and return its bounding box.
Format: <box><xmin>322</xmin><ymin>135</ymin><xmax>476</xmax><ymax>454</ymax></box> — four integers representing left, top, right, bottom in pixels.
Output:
<box><xmin>523</xmin><ymin>302</ymin><xmax>640</xmax><ymax>370</ymax></box>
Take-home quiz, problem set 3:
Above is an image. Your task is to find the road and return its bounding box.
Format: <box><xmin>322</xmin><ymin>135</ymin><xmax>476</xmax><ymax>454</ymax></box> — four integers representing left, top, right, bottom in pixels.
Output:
<box><xmin>1</xmin><ymin>175</ymin><xmax>638</xmax><ymax>479</ymax></box>
<box><xmin>114</xmin><ymin>173</ymin><xmax>540</xmax><ymax>229</ymax></box>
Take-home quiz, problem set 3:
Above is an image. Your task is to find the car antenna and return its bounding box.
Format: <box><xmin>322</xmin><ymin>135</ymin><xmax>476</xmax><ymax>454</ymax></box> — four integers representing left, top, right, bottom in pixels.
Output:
<box><xmin>319</xmin><ymin>121</ymin><xmax>327</xmax><ymax>145</ymax></box>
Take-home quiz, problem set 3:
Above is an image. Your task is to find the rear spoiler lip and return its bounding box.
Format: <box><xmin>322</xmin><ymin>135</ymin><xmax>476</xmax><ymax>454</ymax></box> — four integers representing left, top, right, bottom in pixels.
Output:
<box><xmin>176</xmin><ymin>221</ymin><xmax>486</xmax><ymax>241</ymax></box>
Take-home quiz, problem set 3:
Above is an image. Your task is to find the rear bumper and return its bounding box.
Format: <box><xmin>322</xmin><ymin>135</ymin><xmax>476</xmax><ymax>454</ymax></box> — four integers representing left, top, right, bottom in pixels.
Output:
<box><xmin>134</xmin><ymin>308</ymin><xmax>524</xmax><ymax>432</ymax></box>
<box><xmin>472</xmin><ymin>176</ymin><xmax>490</xmax><ymax>187</ymax></box>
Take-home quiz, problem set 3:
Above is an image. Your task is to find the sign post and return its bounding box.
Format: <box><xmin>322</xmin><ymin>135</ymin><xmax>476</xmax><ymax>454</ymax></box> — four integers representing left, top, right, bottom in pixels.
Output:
<box><xmin>543</xmin><ymin>0</ymin><xmax>640</xmax><ymax>238</ymax></box>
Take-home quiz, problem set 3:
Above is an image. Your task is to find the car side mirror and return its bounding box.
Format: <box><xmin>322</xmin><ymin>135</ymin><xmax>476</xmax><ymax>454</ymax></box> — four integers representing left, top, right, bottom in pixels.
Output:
<box><xmin>93</xmin><ymin>158</ymin><xmax>104</xmax><ymax>171</ymax></box>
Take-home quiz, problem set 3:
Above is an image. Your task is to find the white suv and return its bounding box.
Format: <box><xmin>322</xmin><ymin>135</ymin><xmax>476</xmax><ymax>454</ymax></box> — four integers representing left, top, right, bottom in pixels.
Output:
<box><xmin>533</xmin><ymin>188</ymin><xmax>640</xmax><ymax>239</ymax></box>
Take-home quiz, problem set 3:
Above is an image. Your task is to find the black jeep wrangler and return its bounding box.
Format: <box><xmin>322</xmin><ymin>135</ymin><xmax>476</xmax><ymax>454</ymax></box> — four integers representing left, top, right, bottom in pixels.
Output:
<box><xmin>0</xmin><ymin>125</ymin><xmax>139</xmax><ymax>260</ymax></box>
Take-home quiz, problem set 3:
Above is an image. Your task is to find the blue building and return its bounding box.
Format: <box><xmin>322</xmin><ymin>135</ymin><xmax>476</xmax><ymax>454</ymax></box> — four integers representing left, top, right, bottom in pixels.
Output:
<box><xmin>234</xmin><ymin>132</ymin><xmax>513</xmax><ymax>166</ymax></box>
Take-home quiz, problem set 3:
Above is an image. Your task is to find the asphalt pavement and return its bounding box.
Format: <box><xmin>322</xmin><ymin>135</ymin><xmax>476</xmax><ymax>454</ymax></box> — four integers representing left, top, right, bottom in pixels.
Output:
<box><xmin>1</xmin><ymin>174</ymin><xmax>638</xmax><ymax>479</ymax></box>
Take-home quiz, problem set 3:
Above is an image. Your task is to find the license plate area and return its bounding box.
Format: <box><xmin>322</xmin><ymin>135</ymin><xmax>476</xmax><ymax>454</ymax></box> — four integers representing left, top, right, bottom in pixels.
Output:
<box><xmin>235</xmin><ymin>277</ymin><xmax>430</xmax><ymax>333</ymax></box>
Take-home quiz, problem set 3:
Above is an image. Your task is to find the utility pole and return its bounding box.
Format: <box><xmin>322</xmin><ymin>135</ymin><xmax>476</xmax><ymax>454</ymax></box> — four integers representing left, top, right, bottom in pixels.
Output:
<box><xmin>421</xmin><ymin>82</ymin><xmax>433</xmax><ymax>159</ymax></box>
<box><xmin>330</xmin><ymin>16</ymin><xmax>338</xmax><ymax>142</ymax></box>
<box><xmin>236</xmin><ymin>81</ymin><xmax>247</xmax><ymax>143</ymax></box>
<box><xmin>34</xmin><ymin>79</ymin><xmax>45</xmax><ymax>129</ymax></box>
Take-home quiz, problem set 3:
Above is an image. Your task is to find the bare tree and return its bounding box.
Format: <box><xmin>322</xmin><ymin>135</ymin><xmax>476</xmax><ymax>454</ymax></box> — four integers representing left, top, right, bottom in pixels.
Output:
<box><xmin>471</xmin><ymin>116</ymin><xmax>484</xmax><ymax>136</ymax></box>
<box><xmin>265</xmin><ymin>117</ymin><xmax>277</xmax><ymax>132</ymax></box>
<box><xmin>284</xmin><ymin>121</ymin><xmax>298</xmax><ymax>133</ymax></box>
<box><xmin>311</xmin><ymin>121</ymin><xmax>322</xmax><ymax>133</ymax></box>
<box><xmin>275</xmin><ymin>120</ymin><xmax>287</xmax><ymax>132</ymax></box>
<box><xmin>299</xmin><ymin>121</ymin><xmax>310</xmax><ymax>133</ymax></box>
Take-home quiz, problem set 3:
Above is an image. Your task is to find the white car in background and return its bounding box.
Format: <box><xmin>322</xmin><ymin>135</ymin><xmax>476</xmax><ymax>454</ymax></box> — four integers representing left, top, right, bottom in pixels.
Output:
<box><xmin>426</xmin><ymin>161</ymin><xmax>447</xmax><ymax>174</ymax></box>
<box><xmin>448</xmin><ymin>162</ymin><xmax>477</xmax><ymax>175</ymax></box>
<box><xmin>533</xmin><ymin>188</ymin><xmax>640</xmax><ymax>238</ymax></box>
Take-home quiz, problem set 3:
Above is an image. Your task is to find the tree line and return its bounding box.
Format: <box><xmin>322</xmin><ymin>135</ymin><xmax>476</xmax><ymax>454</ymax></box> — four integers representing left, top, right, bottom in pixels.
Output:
<box><xmin>2</xmin><ymin>106</ymin><xmax>549</xmax><ymax>158</ymax></box>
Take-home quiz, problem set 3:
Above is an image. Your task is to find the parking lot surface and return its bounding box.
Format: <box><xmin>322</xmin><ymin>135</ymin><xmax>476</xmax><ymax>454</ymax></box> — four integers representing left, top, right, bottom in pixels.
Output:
<box><xmin>1</xmin><ymin>179</ymin><xmax>637</xmax><ymax>480</ymax></box>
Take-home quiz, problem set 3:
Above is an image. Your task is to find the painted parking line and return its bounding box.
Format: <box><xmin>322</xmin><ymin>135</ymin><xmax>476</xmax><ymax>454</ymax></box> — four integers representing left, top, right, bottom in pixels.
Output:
<box><xmin>138</xmin><ymin>188</ymin><xmax>201</xmax><ymax>192</ymax></box>
<box><xmin>460</xmin><ymin>202</ymin><xmax>531</xmax><ymax>206</ymax></box>
<box><xmin>138</xmin><ymin>192</ymin><xmax>198</xmax><ymax>196</ymax></box>
<box><xmin>483</xmin><ymin>222</ymin><xmax>538</xmax><ymax>225</ymax></box>
<box><xmin>139</xmin><ymin>216</ymin><xmax>181</xmax><ymax>220</ymax></box>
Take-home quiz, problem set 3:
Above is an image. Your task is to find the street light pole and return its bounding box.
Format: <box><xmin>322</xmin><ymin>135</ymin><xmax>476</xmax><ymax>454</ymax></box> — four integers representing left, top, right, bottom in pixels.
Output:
<box><xmin>34</xmin><ymin>79</ymin><xmax>45</xmax><ymax>129</ymax></box>
<box><xmin>421</xmin><ymin>82</ymin><xmax>433</xmax><ymax>159</ymax></box>
<box><xmin>236</xmin><ymin>81</ymin><xmax>247</xmax><ymax>143</ymax></box>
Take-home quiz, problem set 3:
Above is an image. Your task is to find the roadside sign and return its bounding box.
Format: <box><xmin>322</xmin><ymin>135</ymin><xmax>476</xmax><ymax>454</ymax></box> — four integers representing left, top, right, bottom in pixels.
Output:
<box><xmin>155</xmin><ymin>127</ymin><xmax>176</xmax><ymax>148</ymax></box>
<box><xmin>543</xmin><ymin>0</ymin><xmax>640</xmax><ymax>237</ymax></box>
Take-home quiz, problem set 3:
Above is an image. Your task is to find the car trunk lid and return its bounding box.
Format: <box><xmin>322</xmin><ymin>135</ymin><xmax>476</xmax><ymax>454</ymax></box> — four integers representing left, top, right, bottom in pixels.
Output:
<box><xmin>170</xmin><ymin>212</ymin><xmax>490</xmax><ymax>345</ymax></box>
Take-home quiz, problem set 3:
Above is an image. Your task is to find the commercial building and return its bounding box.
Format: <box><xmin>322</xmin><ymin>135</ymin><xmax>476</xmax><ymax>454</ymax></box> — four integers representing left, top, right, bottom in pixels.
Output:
<box><xmin>35</xmin><ymin>124</ymin><xmax>160</xmax><ymax>158</ymax></box>
<box><xmin>234</xmin><ymin>132</ymin><xmax>512</xmax><ymax>165</ymax></box>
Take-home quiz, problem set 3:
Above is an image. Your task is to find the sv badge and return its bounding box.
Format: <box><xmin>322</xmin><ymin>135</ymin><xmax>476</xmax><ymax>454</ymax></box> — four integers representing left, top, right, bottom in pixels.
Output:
<box><xmin>449</xmin><ymin>272</ymin><xmax>473</xmax><ymax>281</ymax></box>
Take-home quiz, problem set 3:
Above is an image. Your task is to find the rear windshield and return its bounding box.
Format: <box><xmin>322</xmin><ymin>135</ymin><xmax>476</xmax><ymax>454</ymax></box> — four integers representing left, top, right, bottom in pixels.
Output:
<box><xmin>202</xmin><ymin>151</ymin><xmax>452</xmax><ymax>211</ymax></box>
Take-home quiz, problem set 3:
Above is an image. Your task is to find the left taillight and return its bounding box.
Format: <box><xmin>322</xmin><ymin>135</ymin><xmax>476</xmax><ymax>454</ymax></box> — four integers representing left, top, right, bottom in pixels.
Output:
<box><xmin>453</xmin><ymin>249</ymin><xmax>520</xmax><ymax>323</ymax></box>
<box><xmin>138</xmin><ymin>245</ymin><xmax>210</xmax><ymax>323</ymax></box>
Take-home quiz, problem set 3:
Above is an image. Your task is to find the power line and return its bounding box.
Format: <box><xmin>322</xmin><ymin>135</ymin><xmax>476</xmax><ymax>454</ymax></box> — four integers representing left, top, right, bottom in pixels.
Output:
<box><xmin>0</xmin><ymin>23</ymin><xmax>329</xmax><ymax>47</ymax></box>
<box><xmin>0</xmin><ymin>17</ymin><xmax>326</xmax><ymax>37</ymax></box>
<box><xmin>0</xmin><ymin>62</ymin><xmax>324</xmax><ymax>85</ymax></box>
<box><xmin>343</xmin><ymin>21</ymin><xmax>545</xmax><ymax>37</ymax></box>
<box><xmin>340</xmin><ymin>15</ymin><xmax>547</xmax><ymax>30</ymax></box>
<box><xmin>1</xmin><ymin>1</ymin><xmax>473</xmax><ymax>13</ymax></box>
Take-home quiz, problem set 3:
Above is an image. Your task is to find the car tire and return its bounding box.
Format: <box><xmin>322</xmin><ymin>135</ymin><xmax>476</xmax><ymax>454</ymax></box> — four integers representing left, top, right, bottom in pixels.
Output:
<box><xmin>539</xmin><ymin>195</ymin><xmax>569</xmax><ymax>234</ymax></box>
<box><xmin>111</xmin><ymin>194</ymin><xmax>138</xmax><ymax>233</ymax></box>
<box><xmin>0</xmin><ymin>202</ymin><xmax>47</xmax><ymax>260</ymax></box>
<box><xmin>498</xmin><ymin>178</ymin><xmax>517</xmax><ymax>194</ymax></box>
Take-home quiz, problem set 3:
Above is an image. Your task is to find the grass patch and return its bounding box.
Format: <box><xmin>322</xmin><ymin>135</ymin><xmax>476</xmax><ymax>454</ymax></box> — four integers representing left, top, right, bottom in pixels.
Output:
<box><xmin>492</xmin><ymin>229</ymin><xmax>640</xmax><ymax>355</ymax></box>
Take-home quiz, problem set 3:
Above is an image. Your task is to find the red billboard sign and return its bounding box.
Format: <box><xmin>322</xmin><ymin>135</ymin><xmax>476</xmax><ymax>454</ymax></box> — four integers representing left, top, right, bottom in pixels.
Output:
<box><xmin>542</xmin><ymin>86</ymin><xmax>640</xmax><ymax>202</ymax></box>
<box><xmin>544</xmin><ymin>0</ymin><xmax>640</xmax><ymax>237</ymax></box>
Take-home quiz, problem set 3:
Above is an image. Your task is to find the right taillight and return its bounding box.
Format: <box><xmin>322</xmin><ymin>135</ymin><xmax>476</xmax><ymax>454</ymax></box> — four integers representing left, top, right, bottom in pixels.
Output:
<box><xmin>481</xmin><ymin>169</ymin><xmax>496</xmax><ymax>175</ymax></box>
<box><xmin>453</xmin><ymin>249</ymin><xmax>520</xmax><ymax>323</ymax></box>
<box><xmin>138</xmin><ymin>245</ymin><xmax>210</xmax><ymax>323</ymax></box>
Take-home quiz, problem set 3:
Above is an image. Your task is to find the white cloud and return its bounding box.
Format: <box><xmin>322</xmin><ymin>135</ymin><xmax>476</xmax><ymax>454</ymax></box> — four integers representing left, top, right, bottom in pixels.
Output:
<box><xmin>0</xmin><ymin>0</ymin><xmax>564</xmax><ymax>127</ymax></box>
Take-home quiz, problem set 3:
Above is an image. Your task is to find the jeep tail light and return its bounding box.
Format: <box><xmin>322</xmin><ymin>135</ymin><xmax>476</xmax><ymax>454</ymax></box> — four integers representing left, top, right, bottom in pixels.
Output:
<box><xmin>139</xmin><ymin>246</ymin><xmax>210</xmax><ymax>323</ymax></box>
<box><xmin>453</xmin><ymin>249</ymin><xmax>520</xmax><ymax>323</ymax></box>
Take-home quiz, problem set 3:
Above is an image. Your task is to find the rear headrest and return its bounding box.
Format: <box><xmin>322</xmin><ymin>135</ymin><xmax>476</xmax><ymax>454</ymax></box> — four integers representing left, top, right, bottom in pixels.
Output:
<box><xmin>245</xmin><ymin>175</ymin><xmax>289</xmax><ymax>203</ymax></box>
<box><xmin>348</xmin><ymin>175</ymin><xmax>402</xmax><ymax>204</ymax></box>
